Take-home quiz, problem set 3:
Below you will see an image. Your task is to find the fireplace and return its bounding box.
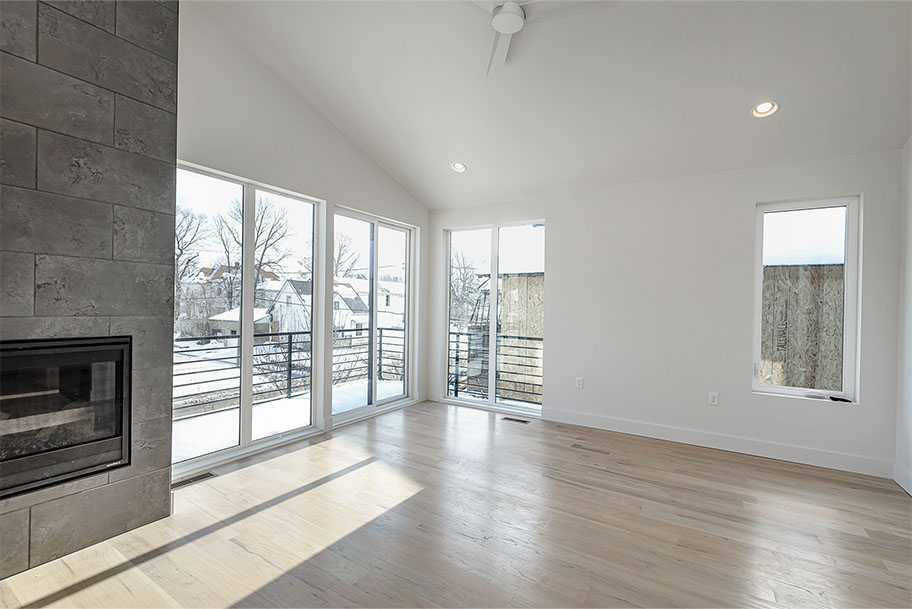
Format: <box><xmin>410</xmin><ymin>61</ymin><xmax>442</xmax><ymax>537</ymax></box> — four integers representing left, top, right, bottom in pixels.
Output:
<box><xmin>0</xmin><ymin>337</ymin><xmax>131</xmax><ymax>498</ymax></box>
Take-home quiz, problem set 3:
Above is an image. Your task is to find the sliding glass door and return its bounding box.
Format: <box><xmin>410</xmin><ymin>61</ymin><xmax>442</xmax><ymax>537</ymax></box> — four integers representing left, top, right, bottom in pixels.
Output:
<box><xmin>172</xmin><ymin>167</ymin><xmax>316</xmax><ymax>464</ymax></box>
<box><xmin>332</xmin><ymin>213</ymin><xmax>410</xmax><ymax>416</ymax></box>
<box><xmin>447</xmin><ymin>223</ymin><xmax>544</xmax><ymax>409</ymax></box>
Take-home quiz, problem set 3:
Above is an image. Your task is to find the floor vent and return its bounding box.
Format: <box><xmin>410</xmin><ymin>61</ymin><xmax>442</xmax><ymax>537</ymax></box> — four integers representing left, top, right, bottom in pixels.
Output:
<box><xmin>502</xmin><ymin>417</ymin><xmax>531</xmax><ymax>424</ymax></box>
<box><xmin>171</xmin><ymin>472</ymin><xmax>217</xmax><ymax>489</ymax></box>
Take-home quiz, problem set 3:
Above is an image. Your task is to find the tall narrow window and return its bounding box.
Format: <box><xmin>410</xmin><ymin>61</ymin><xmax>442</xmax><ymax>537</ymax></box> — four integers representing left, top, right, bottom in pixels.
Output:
<box><xmin>376</xmin><ymin>226</ymin><xmax>409</xmax><ymax>402</ymax></box>
<box><xmin>332</xmin><ymin>215</ymin><xmax>373</xmax><ymax>414</ymax></box>
<box><xmin>332</xmin><ymin>213</ymin><xmax>412</xmax><ymax>417</ymax></box>
<box><xmin>496</xmin><ymin>224</ymin><xmax>545</xmax><ymax>406</ymax></box>
<box><xmin>251</xmin><ymin>190</ymin><xmax>314</xmax><ymax>440</ymax></box>
<box><xmin>447</xmin><ymin>229</ymin><xmax>492</xmax><ymax>401</ymax></box>
<box><xmin>447</xmin><ymin>224</ymin><xmax>545</xmax><ymax>409</ymax></box>
<box><xmin>172</xmin><ymin>169</ymin><xmax>244</xmax><ymax>462</ymax></box>
<box><xmin>754</xmin><ymin>197</ymin><xmax>859</xmax><ymax>400</ymax></box>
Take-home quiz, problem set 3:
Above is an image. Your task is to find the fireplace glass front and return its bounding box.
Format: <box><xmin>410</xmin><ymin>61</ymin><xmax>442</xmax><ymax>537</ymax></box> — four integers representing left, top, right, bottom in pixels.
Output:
<box><xmin>0</xmin><ymin>337</ymin><xmax>131</xmax><ymax>498</ymax></box>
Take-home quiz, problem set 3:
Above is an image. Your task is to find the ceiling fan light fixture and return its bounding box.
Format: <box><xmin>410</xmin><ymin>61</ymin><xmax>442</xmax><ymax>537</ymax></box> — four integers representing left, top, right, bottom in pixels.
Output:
<box><xmin>451</xmin><ymin>161</ymin><xmax>467</xmax><ymax>173</ymax></box>
<box><xmin>751</xmin><ymin>101</ymin><xmax>779</xmax><ymax>118</ymax></box>
<box><xmin>492</xmin><ymin>2</ymin><xmax>525</xmax><ymax>35</ymax></box>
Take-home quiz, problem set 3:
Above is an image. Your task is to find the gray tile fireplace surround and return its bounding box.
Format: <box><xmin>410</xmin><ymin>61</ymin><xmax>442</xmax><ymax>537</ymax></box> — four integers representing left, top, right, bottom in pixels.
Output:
<box><xmin>0</xmin><ymin>0</ymin><xmax>178</xmax><ymax>578</ymax></box>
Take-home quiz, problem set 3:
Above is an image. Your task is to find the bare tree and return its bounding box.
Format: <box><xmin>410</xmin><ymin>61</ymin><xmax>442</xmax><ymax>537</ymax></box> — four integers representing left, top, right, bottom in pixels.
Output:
<box><xmin>449</xmin><ymin>251</ymin><xmax>484</xmax><ymax>328</ymax></box>
<box><xmin>297</xmin><ymin>233</ymin><xmax>362</xmax><ymax>280</ymax></box>
<box><xmin>173</xmin><ymin>206</ymin><xmax>209</xmax><ymax>321</ymax></box>
<box><xmin>223</xmin><ymin>197</ymin><xmax>292</xmax><ymax>277</ymax></box>
<box><xmin>212</xmin><ymin>196</ymin><xmax>293</xmax><ymax>308</ymax></box>
<box><xmin>212</xmin><ymin>213</ymin><xmax>242</xmax><ymax>309</ymax></box>
<box><xmin>334</xmin><ymin>233</ymin><xmax>361</xmax><ymax>278</ymax></box>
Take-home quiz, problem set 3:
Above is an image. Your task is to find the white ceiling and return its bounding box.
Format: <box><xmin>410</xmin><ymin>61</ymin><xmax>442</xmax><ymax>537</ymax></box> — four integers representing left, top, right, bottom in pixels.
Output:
<box><xmin>209</xmin><ymin>1</ymin><xmax>911</xmax><ymax>210</ymax></box>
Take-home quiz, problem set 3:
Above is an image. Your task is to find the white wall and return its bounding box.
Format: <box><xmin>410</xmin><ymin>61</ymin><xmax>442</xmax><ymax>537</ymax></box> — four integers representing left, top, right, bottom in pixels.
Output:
<box><xmin>177</xmin><ymin>6</ymin><xmax>430</xmax><ymax>419</ymax></box>
<box><xmin>430</xmin><ymin>150</ymin><xmax>903</xmax><ymax>477</ymax></box>
<box><xmin>896</xmin><ymin>135</ymin><xmax>912</xmax><ymax>493</ymax></box>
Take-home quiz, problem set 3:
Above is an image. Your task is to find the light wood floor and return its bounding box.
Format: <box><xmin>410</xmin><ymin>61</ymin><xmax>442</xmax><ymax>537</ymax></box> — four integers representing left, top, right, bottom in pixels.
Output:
<box><xmin>1</xmin><ymin>402</ymin><xmax>910</xmax><ymax>608</ymax></box>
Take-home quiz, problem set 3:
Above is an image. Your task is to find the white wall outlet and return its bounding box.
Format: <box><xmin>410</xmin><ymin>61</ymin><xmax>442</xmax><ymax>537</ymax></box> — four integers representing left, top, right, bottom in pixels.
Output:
<box><xmin>575</xmin><ymin>377</ymin><xmax>584</xmax><ymax>389</ymax></box>
<box><xmin>708</xmin><ymin>392</ymin><xmax>719</xmax><ymax>406</ymax></box>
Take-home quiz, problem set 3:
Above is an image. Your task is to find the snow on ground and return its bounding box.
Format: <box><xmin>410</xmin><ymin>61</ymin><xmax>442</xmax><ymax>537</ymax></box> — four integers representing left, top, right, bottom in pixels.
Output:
<box><xmin>172</xmin><ymin>375</ymin><xmax>405</xmax><ymax>463</ymax></box>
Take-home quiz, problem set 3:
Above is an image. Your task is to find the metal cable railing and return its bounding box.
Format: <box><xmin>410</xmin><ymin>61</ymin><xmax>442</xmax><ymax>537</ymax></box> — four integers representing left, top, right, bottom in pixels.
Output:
<box><xmin>173</xmin><ymin>327</ymin><xmax>407</xmax><ymax>420</ymax></box>
<box><xmin>447</xmin><ymin>330</ymin><xmax>543</xmax><ymax>406</ymax></box>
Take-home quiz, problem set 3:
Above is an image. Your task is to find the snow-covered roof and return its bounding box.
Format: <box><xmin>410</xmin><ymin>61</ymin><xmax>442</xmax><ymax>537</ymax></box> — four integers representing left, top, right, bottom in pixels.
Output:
<box><xmin>208</xmin><ymin>307</ymin><xmax>270</xmax><ymax>323</ymax></box>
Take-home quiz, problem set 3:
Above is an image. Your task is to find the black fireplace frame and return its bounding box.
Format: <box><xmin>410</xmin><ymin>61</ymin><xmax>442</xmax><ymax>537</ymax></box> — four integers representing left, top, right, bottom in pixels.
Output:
<box><xmin>0</xmin><ymin>336</ymin><xmax>132</xmax><ymax>498</ymax></box>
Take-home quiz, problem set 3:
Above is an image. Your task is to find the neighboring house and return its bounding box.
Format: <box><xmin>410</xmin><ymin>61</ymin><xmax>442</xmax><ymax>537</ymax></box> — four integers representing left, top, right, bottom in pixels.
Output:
<box><xmin>208</xmin><ymin>307</ymin><xmax>271</xmax><ymax>342</ymax></box>
<box><xmin>268</xmin><ymin>279</ymin><xmax>312</xmax><ymax>334</ymax></box>
<box><xmin>333</xmin><ymin>280</ymin><xmax>369</xmax><ymax>334</ymax></box>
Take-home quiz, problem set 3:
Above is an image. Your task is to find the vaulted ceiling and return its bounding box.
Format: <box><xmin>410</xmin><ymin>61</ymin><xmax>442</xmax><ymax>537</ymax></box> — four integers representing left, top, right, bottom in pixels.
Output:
<box><xmin>208</xmin><ymin>1</ymin><xmax>911</xmax><ymax>209</ymax></box>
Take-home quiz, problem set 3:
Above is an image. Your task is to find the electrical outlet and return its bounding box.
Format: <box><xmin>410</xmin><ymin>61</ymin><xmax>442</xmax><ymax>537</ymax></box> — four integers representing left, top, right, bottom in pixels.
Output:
<box><xmin>708</xmin><ymin>392</ymin><xmax>719</xmax><ymax>406</ymax></box>
<box><xmin>575</xmin><ymin>377</ymin><xmax>584</xmax><ymax>389</ymax></box>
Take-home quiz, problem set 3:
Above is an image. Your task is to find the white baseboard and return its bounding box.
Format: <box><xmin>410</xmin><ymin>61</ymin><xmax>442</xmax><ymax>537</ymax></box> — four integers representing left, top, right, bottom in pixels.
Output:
<box><xmin>543</xmin><ymin>408</ymin><xmax>894</xmax><ymax>478</ymax></box>
<box><xmin>893</xmin><ymin>461</ymin><xmax>912</xmax><ymax>496</ymax></box>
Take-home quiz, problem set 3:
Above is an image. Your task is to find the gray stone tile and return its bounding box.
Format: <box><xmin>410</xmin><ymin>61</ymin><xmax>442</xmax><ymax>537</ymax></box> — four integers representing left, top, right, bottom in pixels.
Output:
<box><xmin>1</xmin><ymin>51</ymin><xmax>115</xmax><ymax>145</ymax></box>
<box><xmin>114</xmin><ymin>95</ymin><xmax>176</xmax><ymax>163</ymax></box>
<box><xmin>0</xmin><ymin>118</ymin><xmax>36</xmax><ymax>188</ymax></box>
<box><xmin>29</xmin><ymin>468</ymin><xmax>171</xmax><ymax>567</ymax></box>
<box><xmin>113</xmin><ymin>206</ymin><xmax>174</xmax><ymax>264</ymax></box>
<box><xmin>109</xmin><ymin>416</ymin><xmax>172</xmax><ymax>482</ymax></box>
<box><xmin>0</xmin><ymin>185</ymin><xmax>113</xmax><ymax>258</ymax></box>
<box><xmin>37</xmin><ymin>130</ymin><xmax>176</xmax><ymax>215</ymax></box>
<box><xmin>115</xmin><ymin>0</ymin><xmax>178</xmax><ymax>62</ymax></box>
<box><xmin>132</xmin><ymin>365</ymin><xmax>172</xmax><ymax>423</ymax></box>
<box><xmin>34</xmin><ymin>255</ymin><xmax>173</xmax><ymax>317</ymax></box>
<box><xmin>0</xmin><ymin>1</ymin><xmax>37</xmax><ymax>60</ymax></box>
<box><xmin>0</xmin><ymin>315</ymin><xmax>109</xmax><ymax>340</ymax></box>
<box><xmin>0</xmin><ymin>471</ymin><xmax>108</xmax><ymax>514</ymax></box>
<box><xmin>0</xmin><ymin>251</ymin><xmax>34</xmax><ymax>316</ymax></box>
<box><xmin>38</xmin><ymin>4</ymin><xmax>176</xmax><ymax>112</ymax></box>
<box><xmin>0</xmin><ymin>507</ymin><xmax>29</xmax><ymax>578</ymax></box>
<box><xmin>155</xmin><ymin>1</ymin><xmax>178</xmax><ymax>14</ymax></box>
<box><xmin>43</xmin><ymin>0</ymin><xmax>114</xmax><ymax>33</ymax></box>
<box><xmin>109</xmin><ymin>315</ymin><xmax>173</xmax><ymax>370</ymax></box>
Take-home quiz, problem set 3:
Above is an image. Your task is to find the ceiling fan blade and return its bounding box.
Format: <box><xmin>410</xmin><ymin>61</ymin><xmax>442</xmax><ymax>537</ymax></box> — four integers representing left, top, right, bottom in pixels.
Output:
<box><xmin>486</xmin><ymin>31</ymin><xmax>512</xmax><ymax>76</ymax></box>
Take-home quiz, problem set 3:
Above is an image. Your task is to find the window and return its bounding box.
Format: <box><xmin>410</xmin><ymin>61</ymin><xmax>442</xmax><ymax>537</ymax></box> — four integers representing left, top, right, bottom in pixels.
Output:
<box><xmin>385</xmin><ymin>294</ymin><xmax>391</xmax><ymax>307</ymax></box>
<box><xmin>172</xmin><ymin>167</ymin><xmax>317</xmax><ymax>464</ymax></box>
<box><xmin>332</xmin><ymin>212</ymin><xmax>412</xmax><ymax>416</ymax></box>
<box><xmin>334</xmin><ymin>301</ymin><xmax>340</xmax><ymax>310</ymax></box>
<box><xmin>753</xmin><ymin>197</ymin><xmax>859</xmax><ymax>401</ymax></box>
<box><xmin>447</xmin><ymin>223</ymin><xmax>545</xmax><ymax>408</ymax></box>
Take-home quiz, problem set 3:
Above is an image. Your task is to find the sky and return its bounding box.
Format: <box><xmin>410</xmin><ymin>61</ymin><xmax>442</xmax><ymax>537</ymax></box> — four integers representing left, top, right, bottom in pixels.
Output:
<box><xmin>762</xmin><ymin>206</ymin><xmax>846</xmax><ymax>266</ymax></box>
<box><xmin>177</xmin><ymin>169</ymin><xmax>314</xmax><ymax>275</ymax></box>
<box><xmin>450</xmin><ymin>224</ymin><xmax>546</xmax><ymax>275</ymax></box>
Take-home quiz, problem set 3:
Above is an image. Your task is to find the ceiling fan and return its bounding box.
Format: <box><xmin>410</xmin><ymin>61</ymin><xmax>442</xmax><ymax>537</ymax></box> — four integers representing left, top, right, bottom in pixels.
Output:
<box><xmin>471</xmin><ymin>1</ymin><xmax>611</xmax><ymax>76</ymax></box>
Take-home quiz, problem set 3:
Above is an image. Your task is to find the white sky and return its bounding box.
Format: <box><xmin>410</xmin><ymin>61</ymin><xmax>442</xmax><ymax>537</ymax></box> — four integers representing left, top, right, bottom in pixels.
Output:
<box><xmin>763</xmin><ymin>206</ymin><xmax>846</xmax><ymax>266</ymax></box>
<box><xmin>177</xmin><ymin>169</ymin><xmax>313</xmax><ymax>275</ymax></box>
<box><xmin>449</xmin><ymin>225</ymin><xmax>545</xmax><ymax>275</ymax></box>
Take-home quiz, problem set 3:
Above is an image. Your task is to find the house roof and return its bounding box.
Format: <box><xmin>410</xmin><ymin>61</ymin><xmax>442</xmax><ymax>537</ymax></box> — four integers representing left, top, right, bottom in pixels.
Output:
<box><xmin>209</xmin><ymin>307</ymin><xmax>270</xmax><ymax>323</ymax></box>
<box><xmin>334</xmin><ymin>282</ymin><xmax>369</xmax><ymax>314</ymax></box>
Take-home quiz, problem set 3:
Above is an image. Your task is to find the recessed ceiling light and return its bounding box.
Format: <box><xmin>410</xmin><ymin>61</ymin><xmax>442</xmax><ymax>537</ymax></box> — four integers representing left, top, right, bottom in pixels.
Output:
<box><xmin>751</xmin><ymin>101</ymin><xmax>779</xmax><ymax>118</ymax></box>
<box><xmin>451</xmin><ymin>162</ymin><xmax>467</xmax><ymax>173</ymax></box>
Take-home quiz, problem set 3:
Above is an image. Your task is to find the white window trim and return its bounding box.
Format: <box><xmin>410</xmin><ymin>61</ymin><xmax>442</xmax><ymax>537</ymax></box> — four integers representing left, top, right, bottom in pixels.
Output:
<box><xmin>330</xmin><ymin>207</ymin><xmax>416</xmax><ymax>420</ymax></box>
<box><xmin>173</xmin><ymin>162</ymin><xmax>325</xmax><ymax>471</ymax></box>
<box><xmin>443</xmin><ymin>220</ymin><xmax>546</xmax><ymax>412</ymax></box>
<box><xmin>751</xmin><ymin>195</ymin><xmax>861</xmax><ymax>402</ymax></box>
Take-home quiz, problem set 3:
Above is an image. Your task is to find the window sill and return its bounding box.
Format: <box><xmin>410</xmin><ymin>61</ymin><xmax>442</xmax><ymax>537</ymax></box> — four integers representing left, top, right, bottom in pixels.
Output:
<box><xmin>752</xmin><ymin>389</ymin><xmax>857</xmax><ymax>405</ymax></box>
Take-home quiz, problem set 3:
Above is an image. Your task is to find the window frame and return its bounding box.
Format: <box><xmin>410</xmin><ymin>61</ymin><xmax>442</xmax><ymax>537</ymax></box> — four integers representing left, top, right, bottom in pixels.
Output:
<box><xmin>443</xmin><ymin>220</ymin><xmax>546</xmax><ymax>413</ymax></box>
<box><xmin>751</xmin><ymin>195</ymin><xmax>861</xmax><ymax>402</ymax></box>
<box><xmin>330</xmin><ymin>207</ymin><xmax>415</xmax><ymax>424</ymax></box>
<box><xmin>171</xmin><ymin>162</ymin><xmax>324</xmax><ymax>474</ymax></box>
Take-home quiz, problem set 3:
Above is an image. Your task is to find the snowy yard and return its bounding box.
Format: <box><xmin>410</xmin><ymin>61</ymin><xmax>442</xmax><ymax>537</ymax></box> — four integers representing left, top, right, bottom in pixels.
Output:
<box><xmin>172</xmin><ymin>343</ymin><xmax>405</xmax><ymax>462</ymax></box>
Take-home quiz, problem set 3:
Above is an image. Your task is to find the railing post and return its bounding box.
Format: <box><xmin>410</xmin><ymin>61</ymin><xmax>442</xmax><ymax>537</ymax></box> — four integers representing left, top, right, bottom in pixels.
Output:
<box><xmin>286</xmin><ymin>333</ymin><xmax>293</xmax><ymax>399</ymax></box>
<box><xmin>378</xmin><ymin>328</ymin><xmax>383</xmax><ymax>381</ymax></box>
<box><xmin>453</xmin><ymin>333</ymin><xmax>459</xmax><ymax>397</ymax></box>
